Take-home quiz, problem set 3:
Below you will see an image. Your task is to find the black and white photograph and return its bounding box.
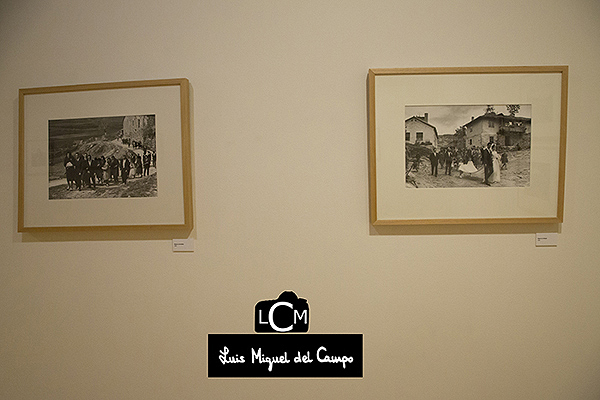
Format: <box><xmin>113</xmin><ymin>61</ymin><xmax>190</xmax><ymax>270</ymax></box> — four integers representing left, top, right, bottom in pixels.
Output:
<box><xmin>404</xmin><ymin>104</ymin><xmax>531</xmax><ymax>189</ymax></box>
<box><xmin>19</xmin><ymin>78</ymin><xmax>191</xmax><ymax>231</ymax></box>
<box><xmin>369</xmin><ymin>67</ymin><xmax>566</xmax><ymax>225</ymax></box>
<box><xmin>48</xmin><ymin>115</ymin><xmax>157</xmax><ymax>200</ymax></box>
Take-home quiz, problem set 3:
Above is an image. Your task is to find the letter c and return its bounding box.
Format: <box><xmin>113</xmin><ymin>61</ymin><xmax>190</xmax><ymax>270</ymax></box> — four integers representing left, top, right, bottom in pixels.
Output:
<box><xmin>269</xmin><ymin>301</ymin><xmax>293</xmax><ymax>332</ymax></box>
<box><xmin>317</xmin><ymin>346</ymin><xmax>326</xmax><ymax>361</ymax></box>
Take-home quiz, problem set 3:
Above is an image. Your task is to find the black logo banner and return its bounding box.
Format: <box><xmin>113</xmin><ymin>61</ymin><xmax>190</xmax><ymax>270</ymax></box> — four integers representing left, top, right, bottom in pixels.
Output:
<box><xmin>208</xmin><ymin>333</ymin><xmax>363</xmax><ymax>378</ymax></box>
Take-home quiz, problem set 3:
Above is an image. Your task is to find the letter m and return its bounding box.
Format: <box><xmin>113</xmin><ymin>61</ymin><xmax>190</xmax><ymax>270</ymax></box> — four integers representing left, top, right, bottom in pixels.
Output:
<box><xmin>294</xmin><ymin>309</ymin><xmax>308</xmax><ymax>324</ymax></box>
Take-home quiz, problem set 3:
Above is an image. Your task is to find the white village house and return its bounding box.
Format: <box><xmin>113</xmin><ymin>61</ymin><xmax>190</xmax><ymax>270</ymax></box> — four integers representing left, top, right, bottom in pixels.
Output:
<box><xmin>463</xmin><ymin>111</ymin><xmax>531</xmax><ymax>149</ymax></box>
<box><xmin>122</xmin><ymin>115</ymin><xmax>151</xmax><ymax>143</ymax></box>
<box><xmin>120</xmin><ymin>115</ymin><xmax>156</xmax><ymax>152</ymax></box>
<box><xmin>405</xmin><ymin>114</ymin><xmax>439</xmax><ymax>148</ymax></box>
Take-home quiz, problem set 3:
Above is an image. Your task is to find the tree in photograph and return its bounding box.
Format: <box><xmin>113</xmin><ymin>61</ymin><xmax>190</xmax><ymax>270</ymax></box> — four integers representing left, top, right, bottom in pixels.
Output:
<box><xmin>506</xmin><ymin>104</ymin><xmax>520</xmax><ymax>116</ymax></box>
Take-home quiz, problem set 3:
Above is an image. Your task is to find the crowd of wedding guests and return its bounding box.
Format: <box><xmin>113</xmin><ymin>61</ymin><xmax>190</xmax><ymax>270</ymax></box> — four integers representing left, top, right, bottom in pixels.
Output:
<box><xmin>425</xmin><ymin>143</ymin><xmax>510</xmax><ymax>185</ymax></box>
<box><xmin>62</xmin><ymin>150</ymin><xmax>156</xmax><ymax>191</ymax></box>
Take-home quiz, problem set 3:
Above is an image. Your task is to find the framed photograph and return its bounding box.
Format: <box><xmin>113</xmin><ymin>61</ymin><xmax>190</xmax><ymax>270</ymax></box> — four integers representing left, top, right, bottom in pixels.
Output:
<box><xmin>368</xmin><ymin>66</ymin><xmax>568</xmax><ymax>225</ymax></box>
<box><xmin>18</xmin><ymin>78</ymin><xmax>193</xmax><ymax>232</ymax></box>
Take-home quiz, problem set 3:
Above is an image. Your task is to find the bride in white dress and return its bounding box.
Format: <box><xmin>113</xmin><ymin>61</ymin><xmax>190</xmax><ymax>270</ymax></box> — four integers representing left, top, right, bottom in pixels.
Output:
<box><xmin>458</xmin><ymin>150</ymin><xmax>478</xmax><ymax>177</ymax></box>
<box><xmin>458</xmin><ymin>159</ymin><xmax>478</xmax><ymax>175</ymax></box>
<box><xmin>489</xmin><ymin>144</ymin><xmax>501</xmax><ymax>183</ymax></box>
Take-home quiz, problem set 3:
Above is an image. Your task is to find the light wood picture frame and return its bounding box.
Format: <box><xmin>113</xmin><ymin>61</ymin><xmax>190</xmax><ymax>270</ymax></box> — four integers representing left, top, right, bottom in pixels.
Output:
<box><xmin>18</xmin><ymin>78</ymin><xmax>193</xmax><ymax>232</ymax></box>
<box><xmin>368</xmin><ymin>66</ymin><xmax>568</xmax><ymax>225</ymax></box>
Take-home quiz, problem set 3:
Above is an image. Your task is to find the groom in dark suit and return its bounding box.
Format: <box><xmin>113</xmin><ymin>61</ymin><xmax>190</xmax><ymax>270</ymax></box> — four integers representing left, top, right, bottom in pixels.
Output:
<box><xmin>481</xmin><ymin>142</ymin><xmax>494</xmax><ymax>186</ymax></box>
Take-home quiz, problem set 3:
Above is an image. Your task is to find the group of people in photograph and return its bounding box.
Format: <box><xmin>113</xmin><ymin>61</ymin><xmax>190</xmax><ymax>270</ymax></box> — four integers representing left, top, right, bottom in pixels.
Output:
<box><xmin>427</xmin><ymin>143</ymin><xmax>508</xmax><ymax>185</ymax></box>
<box><xmin>63</xmin><ymin>150</ymin><xmax>156</xmax><ymax>191</ymax></box>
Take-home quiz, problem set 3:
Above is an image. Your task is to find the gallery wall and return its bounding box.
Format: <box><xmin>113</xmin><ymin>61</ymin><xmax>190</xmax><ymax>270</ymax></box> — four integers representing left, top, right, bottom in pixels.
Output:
<box><xmin>1</xmin><ymin>0</ymin><xmax>600</xmax><ymax>399</ymax></box>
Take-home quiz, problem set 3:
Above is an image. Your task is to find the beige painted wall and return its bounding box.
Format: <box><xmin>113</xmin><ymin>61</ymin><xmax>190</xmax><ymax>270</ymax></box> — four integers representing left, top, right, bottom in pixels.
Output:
<box><xmin>1</xmin><ymin>0</ymin><xmax>600</xmax><ymax>399</ymax></box>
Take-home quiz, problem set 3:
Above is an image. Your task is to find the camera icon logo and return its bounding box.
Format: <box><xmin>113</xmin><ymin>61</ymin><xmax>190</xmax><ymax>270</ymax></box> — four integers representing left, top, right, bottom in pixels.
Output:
<box><xmin>254</xmin><ymin>291</ymin><xmax>309</xmax><ymax>333</ymax></box>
